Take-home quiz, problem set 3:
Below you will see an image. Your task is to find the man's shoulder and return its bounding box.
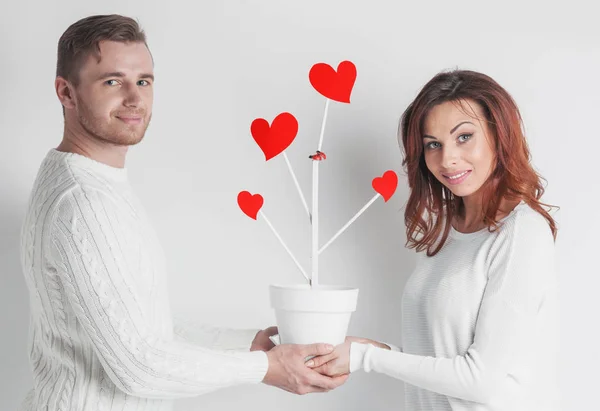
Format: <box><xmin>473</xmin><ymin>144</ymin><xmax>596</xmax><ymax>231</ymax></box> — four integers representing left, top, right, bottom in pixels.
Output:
<box><xmin>32</xmin><ymin>172</ymin><xmax>114</xmax><ymax>214</ymax></box>
<box><xmin>29</xmin><ymin>153</ymin><xmax>112</xmax><ymax>201</ymax></box>
<box><xmin>52</xmin><ymin>183</ymin><xmax>120</xmax><ymax>218</ymax></box>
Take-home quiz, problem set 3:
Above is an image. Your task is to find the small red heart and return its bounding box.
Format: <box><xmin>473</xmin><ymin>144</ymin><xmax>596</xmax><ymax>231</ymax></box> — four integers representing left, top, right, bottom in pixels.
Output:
<box><xmin>309</xmin><ymin>61</ymin><xmax>357</xmax><ymax>103</ymax></box>
<box><xmin>251</xmin><ymin>112</ymin><xmax>298</xmax><ymax>161</ymax></box>
<box><xmin>372</xmin><ymin>170</ymin><xmax>398</xmax><ymax>202</ymax></box>
<box><xmin>237</xmin><ymin>191</ymin><xmax>264</xmax><ymax>220</ymax></box>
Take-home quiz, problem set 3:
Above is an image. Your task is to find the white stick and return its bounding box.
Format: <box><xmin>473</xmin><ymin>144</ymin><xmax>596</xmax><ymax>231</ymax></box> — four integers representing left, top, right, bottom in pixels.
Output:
<box><xmin>317</xmin><ymin>99</ymin><xmax>330</xmax><ymax>151</ymax></box>
<box><xmin>283</xmin><ymin>152</ymin><xmax>311</xmax><ymax>222</ymax></box>
<box><xmin>311</xmin><ymin>161</ymin><xmax>319</xmax><ymax>286</ymax></box>
<box><xmin>310</xmin><ymin>99</ymin><xmax>330</xmax><ymax>287</ymax></box>
<box><xmin>318</xmin><ymin>193</ymin><xmax>381</xmax><ymax>255</ymax></box>
<box><xmin>259</xmin><ymin>210</ymin><xmax>310</xmax><ymax>282</ymax></box>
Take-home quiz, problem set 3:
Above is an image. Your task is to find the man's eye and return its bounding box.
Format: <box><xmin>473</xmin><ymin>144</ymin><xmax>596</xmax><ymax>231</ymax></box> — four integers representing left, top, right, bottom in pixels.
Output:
<box><xmin>105</xmin><ymin>79</ymin><xmax>118</xmax><ymax>86</ymax></box>
<box><xmin>138</xmin><ymin>80</ymin><xmax>151</xmax><ymax>86</ymax></box>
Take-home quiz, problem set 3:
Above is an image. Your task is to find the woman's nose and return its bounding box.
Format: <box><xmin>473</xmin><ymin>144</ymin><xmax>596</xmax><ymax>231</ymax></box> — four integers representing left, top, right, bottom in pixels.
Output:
<box><xmin>441</xmin><ymin>146</ymin><xmax>459</xmax><ymax>169</ymax></box>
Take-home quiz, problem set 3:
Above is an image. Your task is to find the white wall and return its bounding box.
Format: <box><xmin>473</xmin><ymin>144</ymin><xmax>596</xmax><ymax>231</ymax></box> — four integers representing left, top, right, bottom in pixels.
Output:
<box><xmin>1</xmin><ymin>1</ymin><xmax>598</xmax><ymax>410</ymax></box>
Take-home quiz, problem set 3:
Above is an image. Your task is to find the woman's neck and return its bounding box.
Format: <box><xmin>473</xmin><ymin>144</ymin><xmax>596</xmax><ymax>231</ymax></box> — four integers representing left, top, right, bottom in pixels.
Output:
<box><xmin>452</xmin><ymin>197</ymin><xmax>518</xmax><ymax>233</ymax></box>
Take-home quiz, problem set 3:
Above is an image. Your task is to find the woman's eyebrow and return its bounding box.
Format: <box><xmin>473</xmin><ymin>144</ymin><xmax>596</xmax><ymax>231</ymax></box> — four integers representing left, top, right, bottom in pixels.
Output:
<box><xmin>423</xmin><ymin>121</ymin><xmax>475</xmax><ymax>139</ymax></box>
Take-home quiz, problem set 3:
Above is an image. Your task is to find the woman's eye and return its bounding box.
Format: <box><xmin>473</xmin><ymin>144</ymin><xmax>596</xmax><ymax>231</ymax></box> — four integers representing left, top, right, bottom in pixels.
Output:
<box><xmin>458</xmin><ymin>133</ymin><xmax>473</xmax><ymax>142</ymax></box>
<box><xmin>426</xmin><ymin>142</ymin><xmax>440</xmax><ymax>150</ymax></box>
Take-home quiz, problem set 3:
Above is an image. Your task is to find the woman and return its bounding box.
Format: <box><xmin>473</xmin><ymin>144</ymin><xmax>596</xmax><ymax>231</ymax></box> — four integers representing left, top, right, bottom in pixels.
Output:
<box><xmin>307</xmin><ymin>69</ymin><xmax>559</xmax><ymax>410</ymax></box>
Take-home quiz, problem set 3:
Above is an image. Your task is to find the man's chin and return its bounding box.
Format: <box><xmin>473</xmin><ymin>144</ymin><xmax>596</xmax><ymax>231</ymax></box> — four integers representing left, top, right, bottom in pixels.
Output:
<box><xmin>118</xmin><ymin>136</ymin><xmax>145</xmax><ymax>147</ymax></box>
<box><xmin>100</xmin><ymin>133</ymin><xmax>145</xmax><ymax>147</ymax></box>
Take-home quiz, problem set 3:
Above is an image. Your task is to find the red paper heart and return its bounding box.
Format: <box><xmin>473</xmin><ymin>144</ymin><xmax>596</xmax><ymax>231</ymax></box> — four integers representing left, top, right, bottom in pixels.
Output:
<box><xmin>251</xmin><ymin>112</ymin><xmax>298</xmax><ymax>161</ymax></box>
<box><xmin>309</xmin><ymin>61</ymin><xmax>357</xmax><ymax>103</ymax></box>
<box><xmin>372</xmin><ymin>170</ymin><xmax>398</xmax><ymax>202</ymax></box>
<box><xmin>237</xmin><ymin>191</ymin><xmax>264</xmax><ymax>220</ymax></box>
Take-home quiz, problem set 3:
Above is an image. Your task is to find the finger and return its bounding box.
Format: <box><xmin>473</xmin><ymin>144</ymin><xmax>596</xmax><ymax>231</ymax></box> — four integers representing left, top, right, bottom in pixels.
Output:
<box><xmin>305</xmin><ymin>352</ymin><xmax>336</xmax><ymax>368</ymax></box>
<box><xmin>330</xmin><ymin>373</ymin><xmax>349</xmax><ymax>387</ymax></box>
<box><xmin>306</xmin><ymin>385</ymin><xmax>329</xmax><ymax>394</ymax></box>
<box><xmin>301</xmin><ymin>343</ymin><xmax>334</xmax><ymax>357</ymax></box>
<box><xmin>312</xmin><ymin>363</ymin><xmax>345</xmax><ymax>378</ymax></box>
<box><xmin>265</xmin><ymin>326</ymin><xmax>278</xmax><ymax>336</ymax></box>
<box><xmin>294</xmin><ymin>382</ymin><xmax>328</xmax><ymax>395</ymax></box>
<box><xmin>306</xmin><ymin>370</ymin><xmax>341</xmax><ymax>390</ymax></box>
<box><xmin>312</xmin><ymin>364</ymin><xmax>329</xmax><ymax>376</ymax></box>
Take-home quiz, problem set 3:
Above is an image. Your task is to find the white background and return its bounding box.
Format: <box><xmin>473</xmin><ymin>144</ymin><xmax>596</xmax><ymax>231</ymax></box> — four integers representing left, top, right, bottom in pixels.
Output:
<box><xmin>1</xmin><ymin>1</ymin><xmax>598</xmax><ymax>410</ymax></box>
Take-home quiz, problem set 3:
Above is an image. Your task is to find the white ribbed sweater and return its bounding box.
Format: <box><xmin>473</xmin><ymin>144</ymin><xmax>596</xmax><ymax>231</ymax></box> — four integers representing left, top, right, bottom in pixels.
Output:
<box><xmin>351</xmin><ymin>201</ymin><xmax>559</xmax><ymax>410</ymax></box>
<box><xmin>19</xmin><ymin>149</ymin><xmax>268</xmax><ymax>411</ymax></box>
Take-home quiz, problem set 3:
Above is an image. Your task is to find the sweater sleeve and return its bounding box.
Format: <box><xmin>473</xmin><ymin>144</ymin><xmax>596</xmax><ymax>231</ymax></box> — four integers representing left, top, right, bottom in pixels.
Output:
<box><xmin>350</xmin><ymin>210</ymin><xmax>556</xmax><ymax>404</ymax></box>
<box><xmin>48</xmin><ymin>186</ymin><xmax>268</xmax><ymax>399</ymax></box>
<box><xmin>172</xmin><ymin>313</ymin><xmax>259</xmax><ymax>351</ymax></box>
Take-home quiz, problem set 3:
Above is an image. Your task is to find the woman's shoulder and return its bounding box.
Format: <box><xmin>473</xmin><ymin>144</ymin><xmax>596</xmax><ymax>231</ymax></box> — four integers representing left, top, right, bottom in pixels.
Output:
<box><xmin>497</xmin><ymin>201</ymin><xmax>555</xmax><ymax>248</ymax></box>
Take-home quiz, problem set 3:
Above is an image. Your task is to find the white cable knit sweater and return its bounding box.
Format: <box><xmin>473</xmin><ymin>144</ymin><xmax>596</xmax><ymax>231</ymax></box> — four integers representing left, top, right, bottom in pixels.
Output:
<box><xmin>19</xmin><ymin>149</ymin><xmax>268</xmax><ymax>411</ymax></box>
<box><xmin>350</xmin><ymin>201</ymin><xmax>559</xmax><ymax>410</ymax></box>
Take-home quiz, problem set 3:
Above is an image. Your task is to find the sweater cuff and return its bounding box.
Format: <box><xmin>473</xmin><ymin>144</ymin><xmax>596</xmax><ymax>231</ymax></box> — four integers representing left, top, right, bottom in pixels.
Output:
<box><xmin>239</xmin><ymin>350</ymin><xmax>270</xmax><ymax>383</ymax></box>
<box><xmin>380</xmin><ymin>341</ymin><xmax>402</xmax><ymax>352</ymax></box>
<box><xmin>350</xmin><ymin>340</ymin><xmax>401</xmax><ymax>373</ymax></box>
<box><xmin>350</xmin><ymin>342</ymin><xmax>378</xmax><ymax>373</ymax></box>
<box><xmin>350</xmin><ymin>342</ymin><xmax>367</xmax><ymax>372</ymax></box>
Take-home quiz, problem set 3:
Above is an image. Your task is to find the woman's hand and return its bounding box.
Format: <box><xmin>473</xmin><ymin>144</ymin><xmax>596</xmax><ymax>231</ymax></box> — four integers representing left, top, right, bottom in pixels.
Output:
<box><xmin>345</xmin><ymin>336</ymin><xmax>391</xmax><ymax>350</ymax></box>
<box><xmin>250</xmin><ymin>326</ymin><xmax>278</xmax><ymax>352</ymax></box>
<box><xmin>305</xmin><ymin>340</ymin><xmax>351</xmax><ymax>377</ymax></box>
<box><xmin>305</xmin><ymin>336</ymin><xmax>390</xmax><ymax>377</ymax></box>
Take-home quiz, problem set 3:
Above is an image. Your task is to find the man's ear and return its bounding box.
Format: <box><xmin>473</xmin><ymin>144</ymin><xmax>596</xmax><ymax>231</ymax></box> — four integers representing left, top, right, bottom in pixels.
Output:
<box><xmin>55</xmin><ymin>76</ymin><xmax>76</xmax><ymax>110</ymax></box>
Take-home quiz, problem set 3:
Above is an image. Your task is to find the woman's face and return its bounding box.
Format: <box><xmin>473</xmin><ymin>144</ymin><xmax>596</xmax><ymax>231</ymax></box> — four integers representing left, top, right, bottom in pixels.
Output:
<box><xmin>422</xmin><ymin>99</ymin><xmax>497</xmax><ymax>200</ymax></box>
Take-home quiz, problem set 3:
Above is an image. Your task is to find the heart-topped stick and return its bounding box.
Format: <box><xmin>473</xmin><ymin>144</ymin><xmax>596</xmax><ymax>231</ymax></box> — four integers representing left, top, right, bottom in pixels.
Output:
<box><xmin>308</xmin><ymin>61</ymin><xmax>357</xmax><ymax>287</ymax></box>
<box><xmin>372</xmin><ymin>170</ymin><xmax>398</xmax><ymax>202</ymax></box>
<box><xmin>237</xmin><ymin>191</ymin><xmax>263</xmax><ymax>220</ymax></box>
<box><xmin>318</xmin><ymin>170</ymin><xmax>398</xmax><ymax>255</ymax></box>
<box><xmin>250</xmin><ymin>113</ymin><xmax>311</xmax><ymax>221</ymax></box>
<box><xmin>309</xmin><ymin>61</ymin><xmax>357</xmax><ymax>104</ymax></box>
<box><xmin>238</xmin><ymin>191</ymin><xmax>309</xmax><ymax>281</ymax></box>
<box><xmin>308</xmin><ymin>61</ymin><xmax>357</xmax><ymax>153</ymax></box>
<box><xmin>251</xmin><ymin>112</ymin><xmax>298</xmax><ymax>161</ymax></box>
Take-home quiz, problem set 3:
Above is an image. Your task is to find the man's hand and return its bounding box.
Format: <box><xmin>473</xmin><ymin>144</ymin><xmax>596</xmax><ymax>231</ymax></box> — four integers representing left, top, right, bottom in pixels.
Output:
<box><xmin>306</xmin><ymin>336</ymin><xmax>391</xmax><ymax>377</ymax></box>
<box><xmin>263</xmin><ymin>343</ymin><xmax>349</xmax><ymax>395</ymax></box>
<box><xmin>250</xmin><ymin>326</ymin><xmax>278</xmax><ymax>352</ymax></box>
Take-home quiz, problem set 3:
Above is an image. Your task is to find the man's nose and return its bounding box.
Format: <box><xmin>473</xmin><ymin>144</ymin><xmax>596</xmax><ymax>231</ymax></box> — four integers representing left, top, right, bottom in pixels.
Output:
<box><xmin>123</xmin><ymin>84</ymin><xmax>142</xmax><ymax>107</ymax></box>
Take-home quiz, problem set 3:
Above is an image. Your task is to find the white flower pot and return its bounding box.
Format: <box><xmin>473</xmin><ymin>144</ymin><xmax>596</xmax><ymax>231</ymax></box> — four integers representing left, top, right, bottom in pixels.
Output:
<box><xmin>269</xmin><ymin>284</ymin><xmax>359</xmax><ymax>346</ymax></box>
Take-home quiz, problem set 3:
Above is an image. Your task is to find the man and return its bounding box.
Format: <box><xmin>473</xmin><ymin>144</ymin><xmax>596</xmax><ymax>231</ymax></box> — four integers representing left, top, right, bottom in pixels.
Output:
<box><xmin>19</xmin><ymin>14</ymin><xmax>347</xmax><ymax>411</ymax></box>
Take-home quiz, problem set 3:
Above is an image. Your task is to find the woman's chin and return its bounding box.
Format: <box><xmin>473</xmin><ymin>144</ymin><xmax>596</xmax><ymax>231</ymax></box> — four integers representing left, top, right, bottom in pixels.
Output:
<box><xmin>447</xmin><ymin>185</ymin><xmax>478</xmax><ymax>198</ymax></box>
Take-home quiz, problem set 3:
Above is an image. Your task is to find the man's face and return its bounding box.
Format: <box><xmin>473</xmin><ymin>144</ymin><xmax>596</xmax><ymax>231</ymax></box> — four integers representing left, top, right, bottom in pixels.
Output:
<box><xmin>69</xmin><ymin>40</ymin><xmax>154</xmax><ymax>146</ymax></box>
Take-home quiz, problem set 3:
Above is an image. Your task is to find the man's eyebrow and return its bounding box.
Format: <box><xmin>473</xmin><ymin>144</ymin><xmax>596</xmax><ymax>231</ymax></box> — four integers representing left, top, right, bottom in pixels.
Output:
<box><xmin>96</xmin><ymin>72</ymin><xmax>154</xmax><ymax>81</ymax></box>
<box><xmin>423</xmin><ymin>121</ymin><xmax>474</xmax><ymax>140</ymax></box>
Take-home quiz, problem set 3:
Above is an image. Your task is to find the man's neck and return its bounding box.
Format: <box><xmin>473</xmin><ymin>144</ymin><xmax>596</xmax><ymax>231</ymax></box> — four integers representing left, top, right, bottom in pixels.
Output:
<box><xmin>57</xmin><ymin>127</ymin><xmax>128</xmax><ymax>169</ymax></box>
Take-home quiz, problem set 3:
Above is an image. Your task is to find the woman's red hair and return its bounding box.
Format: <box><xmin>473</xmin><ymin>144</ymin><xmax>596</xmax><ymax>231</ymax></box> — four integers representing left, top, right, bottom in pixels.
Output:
<box><xmin>399</xmin><ymin>69</ymin><xmax>558</xmax><ymax>256</ymax></box>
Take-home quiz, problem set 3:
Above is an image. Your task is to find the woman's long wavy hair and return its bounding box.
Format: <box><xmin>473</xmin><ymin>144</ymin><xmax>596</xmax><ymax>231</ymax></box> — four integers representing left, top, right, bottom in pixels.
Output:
<box><xmin>399</xmin><ymin>69</ymin><xmax>558</xmax><ymax>257</ymax></box>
